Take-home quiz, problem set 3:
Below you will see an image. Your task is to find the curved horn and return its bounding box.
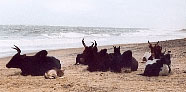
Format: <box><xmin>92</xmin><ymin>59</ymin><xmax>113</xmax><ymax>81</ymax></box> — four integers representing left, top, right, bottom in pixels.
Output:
<box><xmin>82</xmin><ymin>38</ymin><xmax>87</xmax><ymax>47</ymax></box>
<box><xmin>94</xmin><ymin>40</ymin><xmax>97</xmax><ymax>47</ymax></box>
<box><xmin>91</xmin><ymin>42</ymin><xmax>94</xmax><ymax>47</ymax></box>
<box><xmin>12</xmin><ymin>45</ymin><xmax>21</xmax><ymax>54</ymax></box>
<box><xmin>148</xmin><ymin>41</ymin><xmax>151</xmax><ymax>45</ymax></box>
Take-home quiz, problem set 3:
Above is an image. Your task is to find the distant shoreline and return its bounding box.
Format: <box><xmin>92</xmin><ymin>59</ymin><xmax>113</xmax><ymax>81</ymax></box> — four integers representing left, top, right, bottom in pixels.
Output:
<box><xmin>0</xmin><ymin>24</ymin><xmax>150</xmax><ymax>29</ymax></box>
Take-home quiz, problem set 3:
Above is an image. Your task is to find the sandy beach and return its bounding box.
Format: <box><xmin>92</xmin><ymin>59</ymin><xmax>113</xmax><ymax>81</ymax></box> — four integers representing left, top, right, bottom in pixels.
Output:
<box><xmin>0</xmin><ymin>38</ymin><xmax>186</xmax><ymax>92</ymax></box>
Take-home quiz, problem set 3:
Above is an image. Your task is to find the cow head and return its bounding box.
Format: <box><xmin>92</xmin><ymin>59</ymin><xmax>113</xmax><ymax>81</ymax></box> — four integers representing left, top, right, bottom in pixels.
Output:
<box><xmin>148</xmin><ymin>41</ymin><xmax>162</xmax><ymax>58</ymax></box>
<box><xmin>6</xmin><ymin>45</ymin><xmax>26</xmax><ymax>68</ymax></box>
<box><xmin>82</xmin><ymin>38</ymin><xmax>98</xmax><ymax>55</ymax></box>
<box><xmin>82</xmin><ymin>38</ymin><xmax>94</xmax><ymax>54</ymax></box>
<box><xmin>82</xmin><ymin>39</ymin><xmax>100</xmax><ymax>65</ymax></box>
<box><xmin>113</xmin><ymin>46</ymin><xmax>121</xmax><ymax>55</ymax></box>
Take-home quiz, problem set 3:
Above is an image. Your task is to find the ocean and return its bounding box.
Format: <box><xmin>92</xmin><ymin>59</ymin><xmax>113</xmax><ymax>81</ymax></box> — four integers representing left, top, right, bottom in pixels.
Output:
<box><xmin>0</xmin><ymin>25</ymin><xmax>186</xmax><ymax>58</ymax></box>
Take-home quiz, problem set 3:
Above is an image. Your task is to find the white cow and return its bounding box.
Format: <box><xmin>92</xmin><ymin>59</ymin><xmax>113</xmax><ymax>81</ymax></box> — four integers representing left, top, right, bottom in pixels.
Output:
<box><xmin>143</xmin><ymin>52</ymin><xmax>171</xmax><ymax>76</ymax></box>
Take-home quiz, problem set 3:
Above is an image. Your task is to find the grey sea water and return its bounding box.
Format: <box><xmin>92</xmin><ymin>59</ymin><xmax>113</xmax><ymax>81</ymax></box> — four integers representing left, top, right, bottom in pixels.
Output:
<box><xmin>0</xmin><ymin>25</ymin><xmax>185</xmax><ymax>58</ymax></box>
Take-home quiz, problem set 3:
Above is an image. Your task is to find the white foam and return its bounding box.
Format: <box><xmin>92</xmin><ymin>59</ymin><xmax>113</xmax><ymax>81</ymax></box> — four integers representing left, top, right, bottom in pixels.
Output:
<box><xmin>91</xmin><ymin>33</ymin><xmax>110</xmax><ymax>37</ymax></box>
<box><xmin>41</xmin><ymin>32</ymin><xmax>86</xmax><ymax>39</ymax></box>
<box><xmin>1</xmin><ymin>27</ymin><xmax>186</xmax><ymax>58</ymax></box>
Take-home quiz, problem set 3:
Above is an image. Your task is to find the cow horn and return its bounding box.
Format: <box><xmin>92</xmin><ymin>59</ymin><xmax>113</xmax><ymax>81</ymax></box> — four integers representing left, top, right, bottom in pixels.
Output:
<box><xmin>82</xmin><ymin>38</ymin><xmax>87</xmax><ymax>47</ymax></box>
<box><xmin>91</xmin><ymin>42</ymin><xmax>94</xmax><ymax>47</ymax></box>
<box><xmin>12</xmin><ymin>45</ymin><xmax>21</xmax><ymax>54</ymax></box>
<box><xmin>94</xmin><ymin>40</ymin><xmax>97</xmax><ymax>47</ymax></box>
<box><xmin>148</xmin><ymin>41</ymin><xmax>151</xmax><ymax>45</ymax></box>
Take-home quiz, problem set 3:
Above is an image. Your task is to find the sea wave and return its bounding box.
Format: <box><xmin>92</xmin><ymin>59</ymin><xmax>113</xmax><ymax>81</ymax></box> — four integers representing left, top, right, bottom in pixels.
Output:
<box><xmin>0</xmin><ymin>25</ymin><xmax>186</xmax><ymax>58</ymax></box>
<box><xmin>41</xmin><ymin>32</ymin><xmax>87</xmax><ymax>39</ymax></box>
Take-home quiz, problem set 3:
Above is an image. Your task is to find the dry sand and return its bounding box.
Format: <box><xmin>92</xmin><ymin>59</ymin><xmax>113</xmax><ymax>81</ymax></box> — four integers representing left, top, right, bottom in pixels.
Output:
<box><xmin>0</xmin><ymin>38</ymin><xmax>186</xmax><ymax>92</ymax></box>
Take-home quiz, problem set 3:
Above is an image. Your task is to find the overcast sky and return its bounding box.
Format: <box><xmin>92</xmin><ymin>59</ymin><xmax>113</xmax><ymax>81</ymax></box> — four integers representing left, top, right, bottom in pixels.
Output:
<box><xmin>0</xmin><ymin>0</ymin><xmax>185</xmax><ymax>29</ymax></box>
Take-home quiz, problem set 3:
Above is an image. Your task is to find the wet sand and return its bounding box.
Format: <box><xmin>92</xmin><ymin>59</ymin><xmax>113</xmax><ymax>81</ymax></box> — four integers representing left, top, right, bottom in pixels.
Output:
<box><xmin>0</xmin><ymin>38</ymin><xmax>186</xmax><ymax>92</ymax></box>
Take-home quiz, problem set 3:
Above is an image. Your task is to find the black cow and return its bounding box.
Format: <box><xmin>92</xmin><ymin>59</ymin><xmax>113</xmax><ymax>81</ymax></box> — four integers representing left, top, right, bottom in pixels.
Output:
<box><xmin>143</xmin><ymin>51</ymin><xmax>171</xmax><ymax>76</ymax></box>
<box><xmin>79</xmin><ymin>40</ymin><xmax>110</xmax><ymax>72</ymax></box>
<box><xmin>121</xmin><ymin>50</ymin><xmax>138</xmax><ymax>71</ymax></box>
<box><xmin>6</xmin><ymin>45</ymin><xmax>61</xmax><ymax>76</ymax></box>
<box><xmin>109</xmin><ymin>46</ymin><xmax>138</xmax><ymax>72</ymax></box>
<box><xmin>109</xmin><ymin>46</ymin><xmax>122</xmax><ymax>72</ymax></box>
<box><xmin>86</xmin><ymin>48</ymin><xmax>110</xmax><ymax>72</ymax></box>
<box><xmin>75</xmin><ymin>38</ymin><xmax>96</xmax><ymax>65</ymax></box>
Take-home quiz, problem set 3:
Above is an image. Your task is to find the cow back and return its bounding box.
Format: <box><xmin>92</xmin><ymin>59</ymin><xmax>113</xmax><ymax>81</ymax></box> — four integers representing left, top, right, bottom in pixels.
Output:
<box><xmin>20</xmin><ymin>56</ymin><xmax>61</xmax><ymax>76</ymax></box>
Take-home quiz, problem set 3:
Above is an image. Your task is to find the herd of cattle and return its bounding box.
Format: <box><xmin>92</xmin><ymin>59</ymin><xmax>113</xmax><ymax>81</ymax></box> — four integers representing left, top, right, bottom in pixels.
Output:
<box><xmin>5</xmin><ymin>39</ymin><xmax>172</xmax><ymax>79</ymax></box>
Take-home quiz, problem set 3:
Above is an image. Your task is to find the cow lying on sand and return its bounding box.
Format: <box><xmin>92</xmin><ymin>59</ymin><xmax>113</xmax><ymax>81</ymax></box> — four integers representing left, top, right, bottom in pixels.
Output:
<box><xmin>142</xmin><ymin>51</ymin><xmax>171</xmax><ymax>76</ymax></box>
<box><xmin>82</xmin><ymin>41</ymin><xmax>110</xmax><ymax>72</ymax></box>
<box><xmin>141</xmin><ymin>41</ymin><xmax>172</xmax><ymax>76</ymax></box>
<box><xmin>109</xmin><ymin>46</ymin><xmax>138</xmax><ymax>73</ymax></box>
<box><xmin>76</xmin><ymin>38</ymin><xmax>138</xmax><ymax>72</ymax></box>
<box><xmin>6</xmin><ymin>45</ymin><xmax>63</xmax><ymax>77</ymax></box>
<box><xmin>75</xmin><ymin>38</ymin><xmax>97</xmax><ymax>65</ymax></box>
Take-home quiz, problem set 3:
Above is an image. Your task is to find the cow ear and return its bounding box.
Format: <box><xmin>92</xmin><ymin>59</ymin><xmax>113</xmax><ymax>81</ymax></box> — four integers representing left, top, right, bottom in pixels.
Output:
<box><xmin>118</xmin><ymin>46</ymin><xmax>120</xmax><ymax>49</ymax></box>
